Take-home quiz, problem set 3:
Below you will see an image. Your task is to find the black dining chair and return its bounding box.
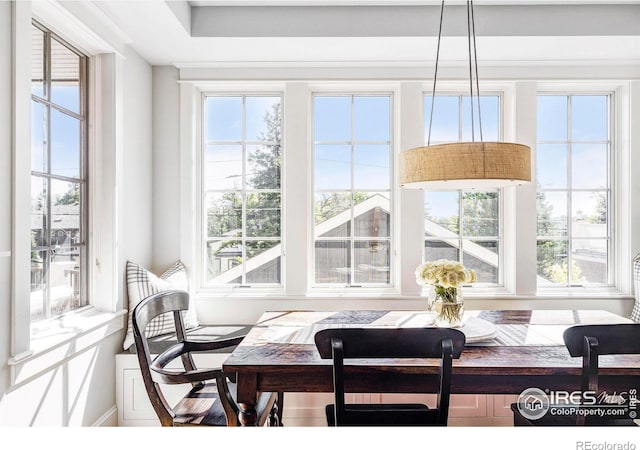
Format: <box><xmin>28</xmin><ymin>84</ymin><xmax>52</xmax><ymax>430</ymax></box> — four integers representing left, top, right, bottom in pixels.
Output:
<box><xmin>314</xmin><ymin>327</ymin><xmax>466</xmax><ymax>426</ymax></box>
<box><xmin>132</xmin><ymin>289</ymin><xmax>282</xmax><ymax>426</ymax></box>
<box><xmin>511</xmin><ymin>323</ymin><xmax>640</xmax><ymax>426</ymax></box>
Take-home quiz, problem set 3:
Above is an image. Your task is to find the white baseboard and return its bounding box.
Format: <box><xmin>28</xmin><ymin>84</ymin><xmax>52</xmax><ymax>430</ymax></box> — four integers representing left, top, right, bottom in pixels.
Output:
<box><xmin>93</xmin><ymin>406</ymin><xmax>118</xmax><ymax>427</ymax></box>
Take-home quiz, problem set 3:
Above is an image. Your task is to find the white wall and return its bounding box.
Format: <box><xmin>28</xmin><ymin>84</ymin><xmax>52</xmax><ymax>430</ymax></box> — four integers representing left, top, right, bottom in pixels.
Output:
<box><xmin>151</xmin><ymin>66</ymin><xmax>181</xmax><ymax>271</ymax></box>
<box><xmin>121</xmin><ymin>46</ymin><xmax>154</xmax><ymax>280</ymax></box>
<box><xmin>156</xmin><ymin>67</ymin><xmax>640</xmax><ymax>325</ymax></box>
<box><xmin>0</xmin><ymin>2</ymin><xmax>153</xmax><ymax>425</ymax></box>
<box><xmin>0</xmin><ymin>0</ymin><xmax>13</xmax><ymax>397</ymax></box>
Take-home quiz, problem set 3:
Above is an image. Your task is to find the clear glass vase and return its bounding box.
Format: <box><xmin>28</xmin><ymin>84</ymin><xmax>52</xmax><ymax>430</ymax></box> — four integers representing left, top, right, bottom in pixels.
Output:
<box><xmin>428</xmin><ymin>285</ymin><xmax>465</xmax><ymax>328</ymax></box>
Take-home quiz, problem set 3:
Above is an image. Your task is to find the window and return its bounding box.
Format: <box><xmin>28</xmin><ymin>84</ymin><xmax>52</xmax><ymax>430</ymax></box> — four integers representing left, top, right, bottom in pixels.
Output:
<box><xmin>536</xmin><ymin>94</ymin><xmax>611</xmax><ymax>286</ymax></box>
<box><xmin>423</xmin><ymin>95</ymin><xmax>501</xmax><ymax>284</ymax></box>
<box><xmin>313</xmin><ymin>95</ymin><xmax>392</xmax><ymax>287</ymax></box>
<box><xmin>30</xmin><ymin>21</ymin><xmax>88</xmax><ymax>321</ymax></box>
<box><xmin>202</xmin><ymin>95</ymin><xmax>282</xmax><ymax>286</ymax></box>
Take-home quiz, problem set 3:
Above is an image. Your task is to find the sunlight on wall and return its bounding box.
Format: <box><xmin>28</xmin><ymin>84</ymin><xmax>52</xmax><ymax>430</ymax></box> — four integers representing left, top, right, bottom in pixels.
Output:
<box><xmin>0</xmin><ymin>347</ymin><xmax>98</xmax><ymax>426</ymax></box>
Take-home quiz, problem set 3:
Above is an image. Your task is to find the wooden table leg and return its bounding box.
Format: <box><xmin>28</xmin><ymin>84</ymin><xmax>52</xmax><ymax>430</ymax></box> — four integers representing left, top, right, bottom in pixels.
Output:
<box><xmin>236</xmin><ymin>372</ymin><xmax>259</xmax><ymax>426</ymax></box>
<box><xmin>238</xmin><ymin>402</ymin><xmax>258</xmax><ymax>426</ymax></box>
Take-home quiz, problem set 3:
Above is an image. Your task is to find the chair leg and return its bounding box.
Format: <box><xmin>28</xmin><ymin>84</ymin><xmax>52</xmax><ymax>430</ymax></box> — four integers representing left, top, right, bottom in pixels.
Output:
<box><xmin>268</xmin><ymin>392</ymin><xmax>285</xmax><ymax>427</ymax></box>
<box><xmin>277</xmin><ymin>392</ymin><xmax>284</xmax><ymax>426</ymax></box>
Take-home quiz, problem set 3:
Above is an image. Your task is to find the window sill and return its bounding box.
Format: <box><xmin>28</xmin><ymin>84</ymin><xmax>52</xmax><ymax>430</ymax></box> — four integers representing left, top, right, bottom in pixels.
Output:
<box><xmin>8</xmin><ymin>308</ymin><xmax>127</xmax><ymax>387</ymax></box>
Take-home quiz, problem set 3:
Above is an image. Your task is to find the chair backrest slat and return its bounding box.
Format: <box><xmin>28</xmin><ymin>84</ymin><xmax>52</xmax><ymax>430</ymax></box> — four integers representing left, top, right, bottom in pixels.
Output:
<box><xmin>563</xmin><ymin>324</ymin><xmax>640</xmax><ymax>357</ymax></box>
<box><xmin>315</xmin><ymin>327</ymin><xmax>466</xmax><ymax>427</ymax></box>
<box><xmin>315</xmin><ymin>327</ymin><xmax>465</xmax><ymax>359</ymax></box>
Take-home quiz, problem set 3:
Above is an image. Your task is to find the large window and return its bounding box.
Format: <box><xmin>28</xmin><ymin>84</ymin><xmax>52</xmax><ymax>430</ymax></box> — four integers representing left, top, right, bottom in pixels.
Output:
<box><xmin>30</xmin><ymin>22</ymin><xmax>88</xmax><ymax>321</ymax></box>
<box><xmin>423</xmin><ymin>95</ymin><xmax>501</xmax><ymax>284</ymax></box>
<box><xmin>536</xmin><ymin>94</ymin><xmax>611</xmax><ymax>286</ymax></box>
<box><xmin>313</xmin><ymin>95</ymin><xmax>392</xmax><ymax>286</ymax></box>
<box><xmin>202</xmin><ymin>95</ymin><xmax>282</xmax><ymax>286</ymax></box>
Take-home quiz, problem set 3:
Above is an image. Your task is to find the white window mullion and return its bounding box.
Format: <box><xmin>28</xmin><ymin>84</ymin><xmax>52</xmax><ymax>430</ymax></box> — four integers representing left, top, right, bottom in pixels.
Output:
<box><xmin>512</xmin><ymin>81</ymin><xmax>537</xmax><ymax>296</ymax></box>
<box><xmin>284</xmin><ymin>83</ymin><xmax>310</xmax><ymax>295</ymax></box>
<box><xmin>399</xmin><ymin>83</ymin><xmax>424</xmax><ymax>296</ymax></box>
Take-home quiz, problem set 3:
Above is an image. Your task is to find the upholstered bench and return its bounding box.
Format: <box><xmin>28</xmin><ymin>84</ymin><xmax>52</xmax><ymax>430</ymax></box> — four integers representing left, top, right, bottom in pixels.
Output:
<box><xmin>125</xmin><ymin>324</ymin><xmax>253</xmax><ymax>354</ymax></box>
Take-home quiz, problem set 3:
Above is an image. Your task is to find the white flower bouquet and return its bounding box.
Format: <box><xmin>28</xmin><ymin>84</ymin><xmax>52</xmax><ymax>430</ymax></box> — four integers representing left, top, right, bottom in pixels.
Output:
<box><xmin>415</xmin><ymin>259</ymin><xmax>477</xmax><ymax>326</ymax></box>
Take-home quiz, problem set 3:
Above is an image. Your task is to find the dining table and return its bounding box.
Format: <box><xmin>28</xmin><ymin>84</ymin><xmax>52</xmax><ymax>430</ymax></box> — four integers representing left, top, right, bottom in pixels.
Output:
<box><xmin>221</xmin><ymin>309</ymin><xmax>640</xmax><ymax>426</ymax></box>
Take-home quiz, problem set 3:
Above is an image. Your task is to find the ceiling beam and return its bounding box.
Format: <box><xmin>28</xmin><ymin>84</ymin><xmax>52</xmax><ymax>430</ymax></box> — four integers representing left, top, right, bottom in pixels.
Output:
<box><xmin>191</xmin><ymin>4</ymin><xmax>640</xmax><ymax>37</ymax></box>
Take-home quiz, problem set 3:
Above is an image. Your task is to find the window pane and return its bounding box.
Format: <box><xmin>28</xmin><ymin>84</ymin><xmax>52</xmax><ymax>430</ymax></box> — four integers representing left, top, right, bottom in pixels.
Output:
<box><xmin>246</xmin><ymin>97</ymin><xmax>280</xmax><ymax>142</ymax></box>
<box><xmin>572</xmin><ymin>96</ymin><xmax>607</xmax><ymax>141</ymax></box>
<box><xmin>354</xmin><ymin>240</ymin><xmax>390</xmax><ymax>284</ymax></box>
<box><xmin>572</xmin><ymin>192</ymin><xmax>607</xmax><ymax>237</ymax></box>
<box><xmin>247</xmin><ymin>144</ymin><xmax>280</xmax><ymax>189</ymax></box>
<box><xmin>315</xmin><ymin>192</ymin><xmax>352</xmax><ymax>233</ymax></box>
<box><xmin>206</xmin><ymin>192</ymin><xmax>242</xmax><ymax>238</ymax></box>
<box><xmin>205</xmin><ymin>97</ymin><xmax>242</xmax><ymax>141</ymax></box>
<box><xmin>315</xmin><ymin>240</ymin><xmax>350</xmax><ymax>284</ymax></box>
<box><xmin>50</xmin><ymin>246</ymin><xmax>82</xmax><ymax>316</ymax></box>
<box><xmin>30</xmin><ymin>249</ymin><xmax>48</xmax><ymax>321</ymax></box>
<box><xmin>206</xmin><ymin>240</ymin><xmax>242</xmax><ymax>284</ymax></box>
<box><xmin>461</xmin><ymin>96</ymin><xmax>499</xmax><ymax>141</ymax></box>
<box><xmin>537</xmin><ymin>191</ymin><xmax>567</xmax><ymax>237</ymax></box>
<box><xmin>31</xmin><ymin>176</ymin><xmax>48</xmax><ymax>249</ymax></box>
<box><xmin>463</xmin><ymin>240</ymin><xmax>498</xmax><ymax>284</ymax></box>
<box><xmin>50</xmin><ymin>109</ymin><xmax>80</xmax><ymax>178</ymax></box>
<box><xmin>572</xmin><ymin>144</ymin><xmax>607</xmax><ymax>189</ymax></box>
<box><xmin>31</xmin><ymin>26</ymin><xmax>44</xmax><ymax>98</ymax></box>
<box><xmin>314</xmin><ymin>97</ymin><xmax>350</xmax><ymax>142</ymax></box>
<box><xmin>537</xmin><ymin>144</ymin><xmax>567</xmax><ymax>189</ymax></box>
<box><xmin>246</xmin><ymin>241</ymin><xmax>281</xmax><ymax>284</ymax></box>
<box><xmin>314</xmin><ymin>145</ymin><xmax>351</xmax><ymax>191</ymax></box>
<box><xmin>572</xmin><ymin>239</ymin><xmax>607</xmax><ymax>284</ymax></box>
<box><xmin>51</xmin><ymin>180</ymin><xmax>80</xmax><ymax>254</ymax></box>
<box><xmin>353</xmin><ymin>145</ymin><xmax>389</xmax><ymax>190</ymax></box>
<box><xmin>246</xmin><ymin>193</ymin><xmax>281</xmax><ymax>238</ymax></box>
<box><xmin>537</xmin><ymin>239</ymin><xmax>568</xmax><ymax>285</ymax></box>
<box><xmin>537</xmin><ymin>96</ymin><xmax>567</xmax><ymax>141</ymax></box>
<box><xmin>354</xmin><ymin>192</ymin><xmax>390</xmax><ymax>238</ymax></box>
<box><xmin>205</xmin><ymin>145</ymin><xmax>242</xmax><ymax>191</ymax></box>
<box><xmin>462</xmin><ymin>191</ymin><xmax>498</xmax><ymax>237</ymax></box>
<box><xmin>424</xmin><ymin>239</ymin><xmax>459</xmax><ymax>262</ymax></box>
<box><xmin>425</xmin><ymin>191</ymin><xmax>459</xmax><ymax>234</ymax></box>
<box><xmin>354</xmin><ymin>96</ymin><xmax>390</xmax><ymax>142</ymax></box>
<box><xmin>31</xmin><ymin>101</ymin><xmax>47</xmax><ymax>173</ymax></box>
<box><xmin>425</xmin><ymin>96</ymin><xmax>458</xmax><ymax>143</ymax></box>
<box><xmin>51</xmin><ymin>38</ymin><xmax>80</xmax><ymax>114</ymax></box>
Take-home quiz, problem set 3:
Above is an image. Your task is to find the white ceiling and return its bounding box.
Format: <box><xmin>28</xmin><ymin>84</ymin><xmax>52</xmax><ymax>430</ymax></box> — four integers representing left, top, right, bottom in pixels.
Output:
<box><xmin>90</xmin><ymin>0</ymin><xmax>640</xmax><ymax>67</ymax></box>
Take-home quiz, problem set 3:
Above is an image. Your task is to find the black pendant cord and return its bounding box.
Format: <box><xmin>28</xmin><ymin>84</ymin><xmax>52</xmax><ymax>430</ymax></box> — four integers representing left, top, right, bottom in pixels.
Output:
<box><xmin>427</xmin><ymin>0</ymin><xmax>446</xmax><ymax>147</ymax></box>
<box><xmin>470</xmin><ymin>0</ymin><xmax>484</xmax><ymax>143</ymax></box>
<box><xmin>466</xmin><ymin>0</ymin><xmax>475</xmax><ymax>142</ymax></box>
<box><xmin>427</xmin><ymin>0</ymin><xmax>484</xmax><ymax>147</ymax></box>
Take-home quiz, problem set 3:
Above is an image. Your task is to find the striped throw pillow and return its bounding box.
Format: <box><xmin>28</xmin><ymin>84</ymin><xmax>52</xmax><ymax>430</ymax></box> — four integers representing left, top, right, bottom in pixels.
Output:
<box><xmin>123</xmin><ymin>260</ymin><xmax>198</xmax><ymax>351</ymax></box>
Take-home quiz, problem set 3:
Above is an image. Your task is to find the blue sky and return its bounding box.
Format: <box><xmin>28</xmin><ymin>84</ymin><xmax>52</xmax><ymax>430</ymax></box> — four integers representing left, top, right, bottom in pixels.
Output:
<box><xmin>31</xmin><ymin>85</ymin><xmax>82</xmax><ymax>200</ymax></box>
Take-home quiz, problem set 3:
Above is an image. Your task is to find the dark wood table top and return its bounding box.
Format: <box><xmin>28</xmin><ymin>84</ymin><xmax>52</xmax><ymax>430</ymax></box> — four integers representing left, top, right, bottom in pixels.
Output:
<box><xmin>223</xmin><ymin>309</ymin><xmax>640</xmax><ymax>424</ymax></box>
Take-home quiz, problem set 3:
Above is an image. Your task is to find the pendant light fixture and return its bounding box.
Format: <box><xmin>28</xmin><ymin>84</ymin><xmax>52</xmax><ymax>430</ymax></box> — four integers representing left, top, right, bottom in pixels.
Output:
<box><xmin>399</xmin><ymin>0</ymin><xmax>531</xmax><ymax>190</ymax></box>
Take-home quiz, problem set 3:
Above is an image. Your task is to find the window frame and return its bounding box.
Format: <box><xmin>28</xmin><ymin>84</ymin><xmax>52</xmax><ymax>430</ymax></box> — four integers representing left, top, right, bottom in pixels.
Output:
<box><xmin>184</xmin><ymin>80</ymin><xmax>632</xmax><ymax>302</ymax></box>
<box><xmin>422</xmin><ymin>92</ymin><xmax>506</xmax><ymax>289</ymax></box>
<box><xmin>30</xmin><ymin>19</ymin><xmax>89</xmax><ymax>322</ymax></box>
<box><xmin>198</xmin><ymin>90</ymin><xmax>286</xmax><ymax>293</ymax></box>
<box><xmin>535</xmin><ymin>90</ymin><xmax>615</xmax><ymax>289</ymax></box>
<box><xmin>309</xmin><ymin>90</ymin><xmax>398</xmax><ymax>294</ymax></box>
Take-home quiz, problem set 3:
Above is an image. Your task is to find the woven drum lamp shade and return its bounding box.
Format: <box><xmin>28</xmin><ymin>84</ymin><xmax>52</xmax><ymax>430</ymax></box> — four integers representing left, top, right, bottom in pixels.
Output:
<box><xmin>399</xmin><ymin>142</ymin><xmax>531</xmax><ymax>190</ymax></box>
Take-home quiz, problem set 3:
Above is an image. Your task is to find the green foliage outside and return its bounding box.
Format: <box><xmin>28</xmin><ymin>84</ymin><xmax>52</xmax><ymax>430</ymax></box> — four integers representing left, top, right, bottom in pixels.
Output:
<box><xmin>207</xmin><ymin>102</ymin><xmax>282</xmax><ymax>274</ymax></box>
